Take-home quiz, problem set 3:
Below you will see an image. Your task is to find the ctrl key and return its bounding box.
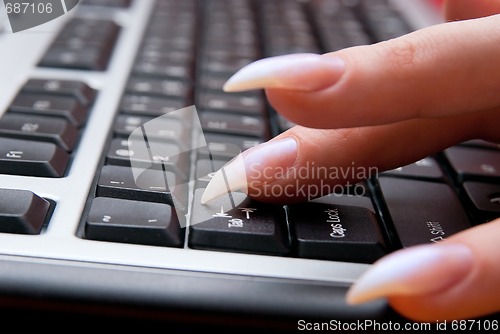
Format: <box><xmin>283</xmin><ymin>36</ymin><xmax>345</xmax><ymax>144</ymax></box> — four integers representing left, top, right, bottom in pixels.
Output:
<box><xmin>85</xmin><ymin>197</ymin><xmax>183</xmax><ymax>247</ymax></box>
<box><xmin>0</xmin><ymin>189</ymin><xmax>50</xmax><ymax>235</ymax></box>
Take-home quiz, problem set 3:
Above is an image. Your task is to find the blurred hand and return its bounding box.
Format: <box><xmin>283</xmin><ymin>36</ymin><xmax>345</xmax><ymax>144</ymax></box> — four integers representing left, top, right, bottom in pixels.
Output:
<box><xmin>201</xmin><ymin>0</ymin><xmax>500</xmax><ymax>322</ymax></box>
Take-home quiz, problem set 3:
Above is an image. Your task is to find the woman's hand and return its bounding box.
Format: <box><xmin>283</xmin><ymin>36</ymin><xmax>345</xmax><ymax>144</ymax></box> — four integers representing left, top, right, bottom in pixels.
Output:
<box><xmin>201</xmin><ymin>0</ymin><xmax>500</xmax><ymax>322</ymax></box>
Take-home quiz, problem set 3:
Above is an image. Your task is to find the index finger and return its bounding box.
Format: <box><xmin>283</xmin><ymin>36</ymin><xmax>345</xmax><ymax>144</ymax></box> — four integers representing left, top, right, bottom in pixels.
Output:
<box><xmin>224</xmin><ymin>14</ymin><xmax>500</xmax><ymax>129</ymax></box>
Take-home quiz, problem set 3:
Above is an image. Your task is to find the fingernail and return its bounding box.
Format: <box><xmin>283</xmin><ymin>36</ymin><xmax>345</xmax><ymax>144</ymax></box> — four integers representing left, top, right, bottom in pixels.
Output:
<box><xmin>346</xmin><ymin>244</ymin><xmax>474</xmax><ymax>305</ymax></box>
<box><xmin>201</xmin><ymin>137</ymin><xmax>298</xmax><ymax>204</ymax></box>
<box><xmin>223</xmin><ymin>53</ymin><xmax>346</xmax><ymax>92</ymax></box>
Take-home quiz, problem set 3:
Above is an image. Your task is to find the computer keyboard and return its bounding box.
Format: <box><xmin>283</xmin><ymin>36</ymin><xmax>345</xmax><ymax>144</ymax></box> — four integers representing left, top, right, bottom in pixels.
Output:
<box><xmin>0</xmin><ymin>0</ymin><xmax>498</xmax><ymax>329</ymax></box>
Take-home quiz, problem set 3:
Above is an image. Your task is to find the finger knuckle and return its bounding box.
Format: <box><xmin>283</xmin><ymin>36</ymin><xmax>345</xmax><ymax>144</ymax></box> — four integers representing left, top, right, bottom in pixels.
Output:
<box><xmin>384</xmin><ymin>38</ymin><xmax>419</xmax><ymax>72</ymax></box>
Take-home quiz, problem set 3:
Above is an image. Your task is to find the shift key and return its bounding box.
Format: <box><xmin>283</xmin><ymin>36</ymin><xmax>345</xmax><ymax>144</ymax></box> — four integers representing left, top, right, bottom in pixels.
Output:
<box><xmin>378</xmin><ymin>177</ymin><xmax>471</xmax><ymax>247</ymax></box>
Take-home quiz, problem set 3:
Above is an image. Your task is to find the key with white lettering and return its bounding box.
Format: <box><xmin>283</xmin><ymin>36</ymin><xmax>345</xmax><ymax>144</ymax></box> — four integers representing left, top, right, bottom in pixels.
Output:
<box><xmin>120</xmin><ymin>95</ymin><xmax>187</xmax><ymax>118</ymax></box>
<box><xmin>97</xmin><ymin>165</ymin><xmax>184</xmax><ymax>208</ymax></box>
<box><xmin>0</xmin><ymin>138</ymin><xmax>69</xmax><ymax>177</ymax></box>
<box><xmin>86</xmin><ymin>197</ymin><xmax>183</xmax><ymax>247</ymax></box>
<box><xmin>126</xmin><ymin>78</ymin><xmax>190</xmax><ymax>101</ymax></box>
<box><xmin>0</xmin><ymin>113</ymin><xmax>78</xmax><ymax>152</ymax></box>
<box><xmin>113</xmin><ymin>115</ymin><xmax>190</xmax><ymax>149</ymax></box>
<box><xmin>199</xmin><ymin>92</ymin><xmax>264</xmax><ymax>116</ymax></box>
<box><xmin>197</xmin><ymin>133</ymin><xmax>262</xmax><ymax>161</ymax></box>
<box><xmin>106</xmin><ymin>138</ymin><xmax>189</xmax><ymax>180</ymax></box>
<box><xmin>200</xmin><ymin>111</ymin><xmax>269</xmax><ymax>139</ymax></box>
<box><xmin>10</xmin><ymin>93</ymin><xmax>88</xmax><ymax>127</ymax></box>
<box><xmin>22</xmin><ymin>79</ymin><xmax>96</xmax><ymax>106</ymax></box>
<box><xmin>288</xmin><ymin>202</ymin><xmax>387</xmax><ymax>264</ymax></box>
<box><xmin>189</xmin><ymin>189</ymin><xmax>290</xmax><ymax>255</ymax></box>
<box><xmin>378</xmin><ymin>177</ymin><xmax>472</xmax><ymax>248</ymax></box>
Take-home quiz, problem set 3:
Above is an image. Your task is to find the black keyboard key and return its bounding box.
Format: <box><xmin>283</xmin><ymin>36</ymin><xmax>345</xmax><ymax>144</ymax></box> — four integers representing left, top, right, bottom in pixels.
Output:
<box><xmin>53</xmin><ymin>33</ymin><xmax>111</xmax><ymax>51</ymax></box>
<box><xmin>463</xmin><ymin>182</ymin><xmax>500</xmax><ymax>223</ymax></box>
<box><xmin>198</xmin><ymin>134</ymin><xmax>262</xmax><ymax>160</ymax></box>
<box><xmin>10</xmin><ymin>93</ymin><xmax>88</xmax><ymax>128</ymax></box>
<box><xmin>189</xmin><ymin>189</ymin><xmax>290</xmax><ymax>255</ymax></box>
<box><xmin>127</xmin><ymin>78</ymin><xmax>190</xmax><ymax>101</ymax></box>
<box><xmin>445</xmin><ymin>146</ymin><xmax>500</xmax><ymax>182</ymax></box>
<box><xmin>106</xmin><ymin>138</ymin><xmax>189</xmax><ymax>180</ymax></box>
<box><xmin>0</xmin><ymin>189</ymin><xmax>50</xmax><ymax>235</ymax></box>
<box><xmin>204</xmin><ymin>45</ymin><xmax>259</xmax><ymax>60</ymax></box>
<box><xmin>200</xmin><ymin>111</ymin><xmax>269</xmax><ymax>139</ymax></box>
<box><xmin>378</xmin><ymin>177</ymin><xmax>471</xmax><ymax>247</ymax></box>
<box><xmin>382</xmin><ymin>157</ymin><xmax>444</xmax><ymax>181</ymax></box>
<box><xmin>134</xmin><ymin>60</ymin><xmax>191</xmax><ymax>79</ymax></box>
<box><xmin>22</xmin><ymin>79</ymin><xmax>96</xmax><ymax>106</ymax></box>
<box><xmin>137</xmin><ymin>50</ymin><xmax>192</xmax><ymax>67</ymax></box>
<box><xmin>0</xmin><ymin>114</ymin><xmax>78</xmax><ymax>152</ymax></box>
<box><xmin>289</xmin><ymin>202</ymin><xmax>387</xmax><ymax>263</ymax></box>
<box><xmin>199</xmin><ymin>92</ymin><xmax>264</xmax><ymax>116</ymax></box>
<box><xmin>86</xmin><ymin>197</ymin><xmax>183</xmax><ymax>247</ymax></box>
<box><xmin>59</xmin><ymin>19</ymin><xmax>118</xmax><ymax>41</ymax></box>
<box><xmin>0</xmin><ymin>138</ymin><xmax>69</xmax><ymax>177</ymax></box>
<box><xmin>120</xmin><ymin>95</ymin><xmax>187</xmax><ymax>118</ymax></box>
<box><xmin>201</xmin><ymin>56</ymin><xmax>253</xmax><ymax>75</ymax></box>
<box><xmin>114</xmin><ymin>115</ymin><xmax>189</xmax><ymax>149</ymax></box>
<box><xmin>39</xmin><ymin>18</ymin><xmax>119</xmax><ymax>71</ymax></box>
<box><xmin>97</xmin><ymin>165</ymin><xmax>184</xmax><ymax>207</ymax></box>
<box><xmin>198</xmin><ymin>73</ymin><xmax>230</xmax><ymax>91</ymax></box>
<box><xmin>39</xmin><ymin>47</ymin><xmax>109</xmax><ymax>71</ymax></box>
<box><xmin>141</xmin><ymin>36</ymin><xmax>194</xmax><ymax>53</ymax></box>
<box><xmin>113</xmin><ymin>115</ymin><xmax>152</xmax><ymax>137</ymax></box>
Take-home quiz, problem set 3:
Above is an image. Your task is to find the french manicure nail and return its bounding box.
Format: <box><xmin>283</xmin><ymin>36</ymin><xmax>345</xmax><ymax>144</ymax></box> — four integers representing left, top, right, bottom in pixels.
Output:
<box><xmin>200</xmin><ymin>137</ymin><xmax>298</xmax><ymax>204</ymax></box>
<box><xmin>346</xmin><ymin>244</ymin><xmax>474</xmax><ymax>305</ymax></box>
<box><xmin>223</xmin><ymin>53</ymin><xmax>346</xmax><ymax>92</ymax></box>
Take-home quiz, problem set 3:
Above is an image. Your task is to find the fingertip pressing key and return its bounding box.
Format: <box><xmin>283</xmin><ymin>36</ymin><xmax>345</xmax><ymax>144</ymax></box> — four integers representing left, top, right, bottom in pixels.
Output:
<box><xmin>201</xmin><ymin>137</ymin><xmax>298</xmax><ymax>204</ymax></box>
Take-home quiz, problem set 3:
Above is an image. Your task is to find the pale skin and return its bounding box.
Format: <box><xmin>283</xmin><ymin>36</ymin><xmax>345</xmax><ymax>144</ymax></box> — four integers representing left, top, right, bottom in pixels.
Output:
<box><xmin>202</xmin><ymin>0</ymin><xmax>500</xmax><ymax>322</ymax></box>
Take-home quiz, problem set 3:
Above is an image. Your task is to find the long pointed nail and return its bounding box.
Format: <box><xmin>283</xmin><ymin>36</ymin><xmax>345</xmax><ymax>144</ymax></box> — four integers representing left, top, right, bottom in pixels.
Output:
<box><xmin>223</xmin><ymin>53</ymin><xmax>346</xmax><ymax>92</ymax></box>
<box><xmin>201</xmin><ymin>137</ymin><xmax>298</xmax><ymax>204</ymax></box>
<box><xmin>346</xmin><ymin>244</ymin><xmax>474</xmax><ymax>305</ymax></box>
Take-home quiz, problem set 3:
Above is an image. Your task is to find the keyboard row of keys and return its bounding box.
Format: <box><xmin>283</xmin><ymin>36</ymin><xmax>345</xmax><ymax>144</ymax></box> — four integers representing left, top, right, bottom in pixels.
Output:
<box><xmin>134</xmin><ymin>2</ymin><xmax>197</xmax><ymax>80</ymax></box>
<box><xmin>312</xmin><ymin>0</ymin><xmax>371</xmax><ymax>51</ymax></box>
<box><xmin>188</xmin><ymin>186</ymin><xmax>390</xmax><ymax>263</ymax></box>
<box><xmin>197</xmin><ymin>0</ymin><xmax>268</xmax><ymax>144</ymax></box>
<box><xmin>0</xmin><ymin>79</ymin><xmax>96</xmax><ymax>177</ymax></box>
<box><xmin>83</xmin><ymin>0</ymin><xmax>199</xmax><ymax>245</ymax></box>
<box><xmin>39</xmin><ymin>18</ymin><xmax>120</xmax><ymax>71</ymax></box>
<box><xmin>260</xmin><ymin>0</ymin><xmax>320</xmax><ymax>56</ymax></box>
